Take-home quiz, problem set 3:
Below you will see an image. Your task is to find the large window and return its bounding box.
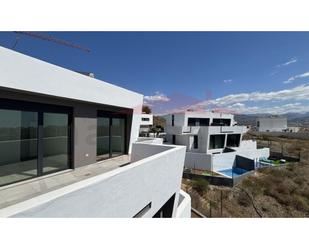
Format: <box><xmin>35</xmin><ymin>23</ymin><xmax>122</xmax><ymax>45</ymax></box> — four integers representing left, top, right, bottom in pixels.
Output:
<box><xmin>97</xmin><ymin>112</ymin><xmax>127</xmax><ymax>161</ymax></box>
<box><xmin>0</xmin><ymin>109</ymin><xmax>38</xmax><ymax>186</ymax></box>
<box><xmin>97</xmin><ymin>117</ymin><xmax>110</xmax><ymax>160</ymax></box>
<box><xmin>193</xmin><ymin>135</ymin><xmax>198</xmax><ymax>149</ymax></box>
<box><xmin>111</xmin><ymin>118</ymin><xmax>125</xmax><ymax>157</ymax></box>
<box><xmin>226</xmin><ymin>134</ymin><xmax>241</xmax><ymax>147</ymax></box>
<box><xmin>43</xmin><ymin>113</ymin><xmax>70</xmax><ymax>174</ymax></box>
<box><xmin>0</xmin><ymin>99</ymin><xmax>72</xmax><ymax>187</ymax></box>
<box><xmin>211</xmin><ymin>118</ymin><xmax>231</xmax><ymax>126</ymax></box>
<box><xmin>188</xmin><ymin>118</ymin><xmax>209</xmax><ymax>126</ymax></box>
<box><xmin>209</xmin><ymin>134</ymin><xmax>225</xmax><ymax>150</ymax></box>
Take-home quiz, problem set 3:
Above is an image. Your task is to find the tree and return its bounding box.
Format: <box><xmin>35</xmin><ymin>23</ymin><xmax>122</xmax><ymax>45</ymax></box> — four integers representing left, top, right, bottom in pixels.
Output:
<box><xmin>142</xmin><ymin>105</ymin><xmax>152</xmax><ymax>114</ymax></box>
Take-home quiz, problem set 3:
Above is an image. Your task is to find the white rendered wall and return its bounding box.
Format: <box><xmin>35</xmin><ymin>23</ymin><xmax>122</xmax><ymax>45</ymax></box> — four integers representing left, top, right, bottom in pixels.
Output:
<box><xmin>1</xmin><ymin>143</ymin><xmax>186</xmax><ymax>218</ymax></box>
<box><xmin>212</xmin><ymin>148</ymin><xmax>270</xmax><ymax>171</ymax></box>
<box><xmin>257</xmin><ymin>117</ymin><xmax>287</xmax><ymax>132</ymax></box>
<box><xmin>0</xmin><ymin>46</ymin><xmax>143</xmax><ymax>109</ymax></box>
<box><xmin>176</xmin><ymin>190</ymin><xmax>191</xmax><ymax>218</ymax></box>
<box><xmin>140</xmin><ymin>114</ymin><xmax>153</xmax><ymax>126</ymax></box>
<box><xmin>184</xmin><ymin>152</ymin><xmax>213</xmax><ymax>170</ymax></box>
<box><xmin>164</xmin><ymin>112</ymin><xmax>234</xmax><ymax>127</ymax></box>
<box><xmin>136</xmin><ymin>137</ymin><xmax>163</xmax><ymax>145</ymax></box>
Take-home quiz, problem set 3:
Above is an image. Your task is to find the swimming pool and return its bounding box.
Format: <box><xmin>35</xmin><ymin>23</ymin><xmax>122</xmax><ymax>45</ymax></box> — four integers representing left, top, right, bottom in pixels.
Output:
<box><xmin>217</xmin><ymin>167</ymin><xmax>248</xmax><ymax>178</ymax></box>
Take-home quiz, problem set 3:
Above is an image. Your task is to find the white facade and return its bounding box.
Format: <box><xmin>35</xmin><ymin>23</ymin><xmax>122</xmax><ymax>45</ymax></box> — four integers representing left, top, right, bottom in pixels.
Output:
<box><xmin>139</xmin><ymin>114</ymin><xmax>154</xmax><ymax>134</ymax></box>
<box><xmin>164</xmin><ymin>111</ymin><xmax>269</xmax><ymax>172</ymax></box>
<box><xmin>141</xmin><ymin>114</ymin><xmax>153</xmax><ymax>126</ymax></box>
<box><xmin>0</xmin><ymin>46</ymin><xmax>142</xmax><ymax>154</ymax></box>
<box><xmin>256</xmin><ymin>117</ymin><xmax>287</xmax><ymax>132</ymax></box>
<box><xmin>0</xmin><ymin>46</ymin><xmax>191</xmax><ymax>218</ymax></box>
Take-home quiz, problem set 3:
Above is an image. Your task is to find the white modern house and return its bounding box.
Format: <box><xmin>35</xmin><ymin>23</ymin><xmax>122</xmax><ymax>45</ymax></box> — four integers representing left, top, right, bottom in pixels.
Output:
<box><xmin>256</xmin><ymin>117</ymin><xmax>287</xmax><ymax>132</ymax></box>
<box><xmin>139</xmin><ymin>113</ymin><xmax>153</xmax><ymax>135</ymax></box>
<box><xmin>164</xmin><ymin>111</ymin><xmax>270</xmax><ymax>176</ymax></box>
<box><xmin>0</xmin><ymin>46</ymin><xmax>191</xmax><ymax>218</ymax></box>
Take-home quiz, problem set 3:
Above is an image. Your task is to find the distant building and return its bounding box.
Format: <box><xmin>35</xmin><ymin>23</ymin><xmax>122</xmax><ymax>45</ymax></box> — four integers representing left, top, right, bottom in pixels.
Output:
<box><xmin>164</xmin><ymin>111</ymin><xmax>269</xmax><ymax>175</ymax></box>
<box><xmin>256</xmin><ymin>117</ymin><xmax>287</xmax><ymax>132</ymax></box>
<box><xmin>139</xmin><ymin>113</ymin><xmax>153</xmax><ymax>136</ymax></box>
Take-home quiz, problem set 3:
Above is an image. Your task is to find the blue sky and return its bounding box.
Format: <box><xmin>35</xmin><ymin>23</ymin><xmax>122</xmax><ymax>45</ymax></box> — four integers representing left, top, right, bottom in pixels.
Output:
<box><xmin>1</xmin><ymin>32</ymin><xmax>309</xmax><ymax>114</ymax></box>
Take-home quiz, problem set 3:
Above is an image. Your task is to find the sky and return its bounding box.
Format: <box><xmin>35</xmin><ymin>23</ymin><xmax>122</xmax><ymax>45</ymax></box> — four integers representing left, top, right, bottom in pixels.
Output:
<box><xmin>1</xmin><ymin>32</ymin><xmax>309</xmax><ymax>115</ymax></box>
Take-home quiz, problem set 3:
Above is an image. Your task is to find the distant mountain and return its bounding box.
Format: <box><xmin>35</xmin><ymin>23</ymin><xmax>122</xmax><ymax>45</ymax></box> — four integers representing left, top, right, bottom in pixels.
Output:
<box><xmin>234</xmin><ymin>112</ymin><xmax>309</xmax><ymax>127</ymax></box>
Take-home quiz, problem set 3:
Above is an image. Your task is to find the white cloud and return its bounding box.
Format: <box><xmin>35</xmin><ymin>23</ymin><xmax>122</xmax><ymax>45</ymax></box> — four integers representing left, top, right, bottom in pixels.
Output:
<box><xmin>276</xmin><ymin>57</ymin><xmax>298</xmax><ymax>68</ymax></box>
<box><xmin>225</xmin><ymin>102</ymin><xmax>309</xmax><ymax>115</ymax></box>
<box><xmin>162</xmin><ymin>84</ymin><xmax>309</xmax><ymax>115</ymax></box>
<box><xmin>223</xmin><ymin>79</ymin><xmax>232</xmax><ymax>83</ymax></box>
<box><xmin>189</xmin><ymin>84</ymin><xmax>309</xmax><ymax>109</ymax></box>
<box><xmin>144</xmin><ymin>91</ymin><xmax>170</xmax><ymax>105</ymax></box>
<box><xmin>284</xmin><ymin>71</ymin><xmax>309</xmax><ymax>84</ymax></box>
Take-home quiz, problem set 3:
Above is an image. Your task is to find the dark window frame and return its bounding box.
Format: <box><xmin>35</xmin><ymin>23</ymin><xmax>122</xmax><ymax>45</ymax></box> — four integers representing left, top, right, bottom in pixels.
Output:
<box><xmin>172</xmin><ymin>135</ymin><xmax>176</xmax><ymax>145</ymax></box>
<box><xmin>209</xmin><ymin>134</ymin><xmax>226</xmax><ymax>150</ymax></box>
<box><xmin>133</xmin><ymin>202</ymin><xmax>152</xmax><ymax>218</ymax></box>
<box><xmin>211</xmin><ymin>118</ymin><xmax>231</xmax><ymax>126</ymax></box>
<box><xmin>188</xmin><ymin>118</ymin><xmax>209</xmax><ymax>126</ymax></box>
<box><xmin>0</xmin><ymin>98</ymin><xmax>73</xmax><ymax>186</ymax></box>
<box><xmin>193</xmin><ymin>135</ymin><xmax>198</xmax><ymax>149</ymax></box>
<box><xmin>226</xmin><ymin>134</ymin><xmax>241</xmax><ymax>147</ymax></box>
<box><xmin>97</xmin><ymin>110</ymin><xmax>128</xmax><ymax>161</ymax></box>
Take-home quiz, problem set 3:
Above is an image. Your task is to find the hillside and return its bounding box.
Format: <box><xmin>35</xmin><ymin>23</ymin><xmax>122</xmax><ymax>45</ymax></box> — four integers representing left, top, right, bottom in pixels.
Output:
<box><xmin>183</xmin><ymin>163</ymin><xmax>309</xmax><ymax>217</ymax></box>
<box><xmin>234</xmin><ymin>113</ymin><xmax>309</xmax><ymax>127</ymax></box>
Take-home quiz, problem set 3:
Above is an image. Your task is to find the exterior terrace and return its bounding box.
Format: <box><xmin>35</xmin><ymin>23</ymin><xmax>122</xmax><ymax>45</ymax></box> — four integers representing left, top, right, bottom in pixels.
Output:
<box><xmin>0</xmin><ymin>140</ymin><xmax>189</xmax><ymax>217</ymax></box>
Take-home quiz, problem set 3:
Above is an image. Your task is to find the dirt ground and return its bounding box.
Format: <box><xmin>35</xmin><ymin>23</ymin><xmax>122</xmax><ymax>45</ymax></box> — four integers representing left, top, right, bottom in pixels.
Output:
<box><xmin>183</xmin><ymin>163</ymin><xmax>309</xmax><ymax>218</ymax></box>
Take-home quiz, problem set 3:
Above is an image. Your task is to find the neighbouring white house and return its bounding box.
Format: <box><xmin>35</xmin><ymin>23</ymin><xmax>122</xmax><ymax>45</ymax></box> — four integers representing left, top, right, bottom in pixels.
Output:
<box><xmin>0</xmin><ymin>46</ymin><xmax>190</xmax><ymax>218</ymax></box>
<box><xmin>139</xmin><ymin>113</ymin><xmax>153</xmax><ymax>135</ymax></box>
<box><xmin>164</xmin><ymin>111</ymin><xmax>270</xmax><ymax>176</ymax></box>
<box><xmin>256</xmin><ymin>116</ymin><xmax>287</xmax><ymax>132</ymax></box>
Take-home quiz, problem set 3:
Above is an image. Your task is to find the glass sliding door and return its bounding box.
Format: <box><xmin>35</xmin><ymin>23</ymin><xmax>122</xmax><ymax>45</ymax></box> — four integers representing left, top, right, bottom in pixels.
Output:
<box><xmin>111</xmin><ymin>118</ymin><xmax>125</xmax><ymax>157</ymax></box>
<box><xmin>0</xmin><ymin>109</ymin><xmax>38</xmax><ymax>186</ymax></box>
<box><xmin>42</xmin><ymin>112</ymin><xmax>70</xmax><ymax>174</ymax></box>
<box><xmin>0</xmin><ymin>99</ymin><xmax>72</xmax><ymax>187</ymax></box>
<box><xmin>96</xmin><ymin>113</ymin><xmax>127</xmax><ymax>161</ymax></box>
<box><xmin>97</xmin><ymin>117</ymin><xmax>110</xmax><ymax>161</ymax></box>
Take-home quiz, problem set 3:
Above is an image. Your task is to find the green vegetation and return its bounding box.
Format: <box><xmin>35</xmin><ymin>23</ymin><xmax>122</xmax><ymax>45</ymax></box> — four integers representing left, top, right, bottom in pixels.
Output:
<box><xmin>142</xmin><ymin>105</ymin><xmax>151</xmax><ymax>114</ymax></box>
<box><xmin>191</xmin><ymin>178</ymin><xmax>209</xmax><ymax>195</ymax></box>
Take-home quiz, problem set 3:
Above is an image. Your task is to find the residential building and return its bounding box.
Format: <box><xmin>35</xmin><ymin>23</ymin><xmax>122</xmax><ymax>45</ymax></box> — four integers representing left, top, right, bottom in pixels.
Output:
<box><xmin>164</xmin><ymin>111</ymin><xmax>269</xmax><ymax>175</ymax></box>
<box><xmin>0</xmin><ymin>46</ymin><xmax>190</xmax><ymax>218</ymax></box>
<box><xmin>256</xmin><ymin>117</ymin><xmax>287</xmax><ymax>132</ymax></box>
<box><xmin>139</xmin><ymin>113</ymin><xmax>153</xmax><ymax>135</ymax></box>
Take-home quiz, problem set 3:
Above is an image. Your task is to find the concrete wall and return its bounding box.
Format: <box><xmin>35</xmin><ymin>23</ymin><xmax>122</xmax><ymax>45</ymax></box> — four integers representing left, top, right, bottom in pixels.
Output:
<box><xmin>239</xmin><ymin>140</ymin><xmax>257</xmax><ymax>150</ymax></box>
<box><xmin>184</xmin><ymin>152</ymin><xmax>212</xmax><ymax>170</ymax></box>
<box><xmin>212</xmin><ymin>152</ymin><xmax>236</xmax><ymax>171</ymax></box>
<box><xmin>176</xmin><ymin>190</ymin><xmax>191</xmax><ymax>218</ymax></box>
<box><xmin>212</xmin><ymin>148</ymin><xmax>270</xmax><ymax>171</ymax></box>
<box><xmin>2</xmin><ymin>143</ymin><xmax>187</xmax><ymax>218</ymax></box>
<box><xmin>136</xmin><ymin>137</ymin><xmax>163</xmax><ymax>145</ymax></box>
<box><xmin>235</xmin><ymin>155</ymin><xmax>255</xmax><ymax>171</ymax></box>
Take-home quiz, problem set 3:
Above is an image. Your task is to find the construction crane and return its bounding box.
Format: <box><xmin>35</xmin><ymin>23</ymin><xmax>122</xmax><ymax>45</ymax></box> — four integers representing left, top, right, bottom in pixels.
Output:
<box><xmin>12</xmin><ymin>31</ymin><xmax>91</xmax><ymax>53</ymax></box>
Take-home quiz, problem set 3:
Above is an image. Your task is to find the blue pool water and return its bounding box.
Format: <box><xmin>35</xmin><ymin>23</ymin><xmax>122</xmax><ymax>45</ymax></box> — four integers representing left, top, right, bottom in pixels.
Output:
<box><xmin>218</xmin><ymin>167</ymin><xmax>248</xmax><ymax>178</ymax></box>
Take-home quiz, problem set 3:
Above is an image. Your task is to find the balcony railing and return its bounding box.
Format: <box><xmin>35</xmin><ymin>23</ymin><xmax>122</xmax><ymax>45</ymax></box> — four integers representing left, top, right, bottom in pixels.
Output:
<box><xmin>0</xmin><ymin>142</ymin><xmax>186</xmax><ymax>218</ymax></box>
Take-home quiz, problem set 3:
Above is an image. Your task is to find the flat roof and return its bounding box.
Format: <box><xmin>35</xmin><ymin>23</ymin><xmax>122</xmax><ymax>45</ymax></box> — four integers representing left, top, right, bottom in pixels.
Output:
<box><xmin>0</xmin><ymin>46</ymin><xmax>143</xmax><ymax>109</ymax></box>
